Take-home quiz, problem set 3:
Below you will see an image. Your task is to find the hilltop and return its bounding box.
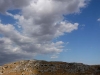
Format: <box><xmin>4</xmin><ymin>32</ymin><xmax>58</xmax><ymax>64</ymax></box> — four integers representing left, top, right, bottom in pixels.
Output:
<box><xmin>0</xmin><ymin>59</ymin><xmax>100</xmax><ymax>75</ymax></box>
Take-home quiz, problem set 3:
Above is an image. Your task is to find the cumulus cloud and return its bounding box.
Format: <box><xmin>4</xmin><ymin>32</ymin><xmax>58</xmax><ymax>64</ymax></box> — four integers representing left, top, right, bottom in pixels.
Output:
<box><xmin>0</xmin><ymin>0</ymin><xmax>32</xmax><ymax>13</ymax></box>
<box><xmin>0</xmin><ymin>0</ymin><xmax>90</xmax><ymax>64</ymax></box>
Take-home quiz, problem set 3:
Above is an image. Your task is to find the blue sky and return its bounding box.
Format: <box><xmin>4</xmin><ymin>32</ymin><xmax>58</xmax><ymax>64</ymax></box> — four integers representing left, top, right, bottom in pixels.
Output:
<box><xmin>58</xmin><ymin>0</ymin><xmax>100</xmax><ymax>64</ymax></box>
<box><xmin>0</xmin><ymin>0</ymin><xmax>100</xmax><ymax>65</ymax></box>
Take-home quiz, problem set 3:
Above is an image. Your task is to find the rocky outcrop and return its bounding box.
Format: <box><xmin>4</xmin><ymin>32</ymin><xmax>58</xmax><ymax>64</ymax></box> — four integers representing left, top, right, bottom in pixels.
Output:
<box><xmin>0</xmin><ymin>59</ymin><xmax>100</xmax><ymax>75</ymax></box>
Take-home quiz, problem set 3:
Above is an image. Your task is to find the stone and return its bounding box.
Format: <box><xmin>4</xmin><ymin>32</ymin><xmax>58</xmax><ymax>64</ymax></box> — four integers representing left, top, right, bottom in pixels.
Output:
<box><xmin>0</xmin><ymin>59</ymin><xmax>100</xmax><ymax>75</ymax></box>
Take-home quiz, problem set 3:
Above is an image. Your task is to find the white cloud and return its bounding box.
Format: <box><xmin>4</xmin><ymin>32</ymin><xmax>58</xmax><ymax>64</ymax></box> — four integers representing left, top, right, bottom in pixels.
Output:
<box><xmin>51</xmin><ymin>55</ymin><xmax>58</xmax><ymax>59</ymax></box>
<box><xmin>0</xmin><ymin>0</ymin><xmax>90</xmax><ymax>64</ymax></box>
<box><xmin>55</xmin><ymin>22</ymin><xmax>79</xmax><ymax>36</ymax></box>
<box><xmin>97</xmin><ymin>18</ymin><xmax>100</xmax><ymax>21</ymax></box>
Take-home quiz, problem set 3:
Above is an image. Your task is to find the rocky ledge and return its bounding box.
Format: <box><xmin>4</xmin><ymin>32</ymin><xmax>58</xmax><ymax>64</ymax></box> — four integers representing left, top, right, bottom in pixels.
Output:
<box><xmin>0</xmin><ymin>59</ymin><xmax>100</xmax><ymax>75</ymax></box>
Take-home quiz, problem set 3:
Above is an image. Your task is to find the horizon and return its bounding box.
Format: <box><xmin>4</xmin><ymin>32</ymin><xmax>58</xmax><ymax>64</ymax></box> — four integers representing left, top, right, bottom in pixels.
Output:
<box><xmin>0</xmin><ymin>0</ymin><xmax>100</xmax><ymax>65</ymax></box>
<box><xmin>0</xmin><ymin>59</ymin><xmax>100</xmax><ymax>66</ymax></box>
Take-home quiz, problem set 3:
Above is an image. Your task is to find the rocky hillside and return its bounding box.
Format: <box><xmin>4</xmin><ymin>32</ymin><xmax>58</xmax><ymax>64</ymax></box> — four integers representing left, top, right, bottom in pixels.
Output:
<box><xmin>0</xmin><ymin>59</ymin><xmax>100</xmax><ymax>75</ymax></box>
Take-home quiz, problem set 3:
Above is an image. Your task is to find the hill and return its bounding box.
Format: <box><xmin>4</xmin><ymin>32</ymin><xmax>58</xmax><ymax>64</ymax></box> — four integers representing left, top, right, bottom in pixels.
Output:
<box><xmin>0</xmin><ymin>59</ymin><xmax>100</xmax><ymax>75</ymax></box>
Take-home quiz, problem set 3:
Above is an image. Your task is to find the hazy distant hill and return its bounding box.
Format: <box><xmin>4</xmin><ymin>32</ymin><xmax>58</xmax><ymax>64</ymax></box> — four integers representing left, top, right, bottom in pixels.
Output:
<box><xmin>0</xmin><ymin>59</ymin><xmax>100</xmax><ymax>75</ymax></box>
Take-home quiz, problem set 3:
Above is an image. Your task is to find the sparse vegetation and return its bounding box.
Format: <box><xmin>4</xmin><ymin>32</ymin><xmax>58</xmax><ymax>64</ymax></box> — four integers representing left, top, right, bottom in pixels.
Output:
<box><xmin>0</xmin><ymin>59</ymin><xmax>100</xmax><ymax>75</ymax></box>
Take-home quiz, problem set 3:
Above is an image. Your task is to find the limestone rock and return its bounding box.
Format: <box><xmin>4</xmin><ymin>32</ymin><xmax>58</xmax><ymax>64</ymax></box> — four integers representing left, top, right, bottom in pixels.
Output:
<box><xmin>0</xmin><ymin>59</ymin><xmax>100</xmax><ymax>75</ymax></box>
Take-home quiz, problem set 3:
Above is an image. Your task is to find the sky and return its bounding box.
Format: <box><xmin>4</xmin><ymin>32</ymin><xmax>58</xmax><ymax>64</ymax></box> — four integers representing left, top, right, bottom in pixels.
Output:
<box><xmin>0</xmin><ymin>0</ymin><xmax>100</xmax><ymax>65</ymax></box>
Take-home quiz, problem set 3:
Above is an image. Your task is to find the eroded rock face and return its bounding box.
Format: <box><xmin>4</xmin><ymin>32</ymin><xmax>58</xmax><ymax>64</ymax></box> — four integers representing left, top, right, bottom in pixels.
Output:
<box><xmin>0</xmin><ymin>59</ymin><xmax>100</xmax><ymax>75</ymax></box>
